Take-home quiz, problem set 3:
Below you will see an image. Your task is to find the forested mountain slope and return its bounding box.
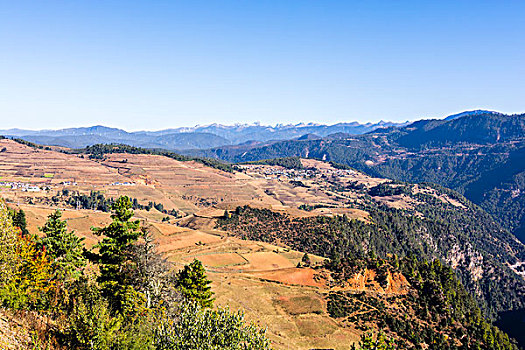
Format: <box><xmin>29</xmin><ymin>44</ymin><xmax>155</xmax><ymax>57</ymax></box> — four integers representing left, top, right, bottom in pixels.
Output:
<box><xmin>195</xmin><ymin>112</ymin><xmax>525</xmax><ymax>242</ymax></box>
<box><xmin>217</xmin><ymin>179</ymin><xmax>525</xmax><ymax>318</ymax></box>
<box><xmin>324</xmin><ymin>255</ymin><xmax>519</xmax><ymax>349</ymax></box>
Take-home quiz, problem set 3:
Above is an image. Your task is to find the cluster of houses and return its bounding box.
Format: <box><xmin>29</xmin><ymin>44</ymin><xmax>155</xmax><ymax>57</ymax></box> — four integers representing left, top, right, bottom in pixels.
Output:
<box><xmin>332</xmin><ymin>169</ymin><xmax>359</xmax><ymax>177</ymax></box>
<box><xmin>0</xmin><ymin>180</ymin><xmax>136</xmax><ymax>192</ymax></box>
<box><xmin>241</xmin><ymin>165</ymin><xmax>357</xmax><ymax>182</ymax></box>
<box><xmin>239</xmin><ymin>165</ymin><xmax>317</xmax><ymax>180</ymax></box>
<box><xmin>0</xmin><ymin>181</ymin><xmax>43</xmax><ymax>192</ymax></box>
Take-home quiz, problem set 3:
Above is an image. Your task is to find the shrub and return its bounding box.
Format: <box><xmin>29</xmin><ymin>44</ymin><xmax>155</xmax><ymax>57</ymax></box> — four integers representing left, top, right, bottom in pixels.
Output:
<box><xmin>153</xmin><ymin>302</ymin><xmax>271</xmax><ymax>350</ymax></box>
<box><xmin>0</xmin><ymin>230</ymin><xmax>55</xmax><ymax>310</ymax></box>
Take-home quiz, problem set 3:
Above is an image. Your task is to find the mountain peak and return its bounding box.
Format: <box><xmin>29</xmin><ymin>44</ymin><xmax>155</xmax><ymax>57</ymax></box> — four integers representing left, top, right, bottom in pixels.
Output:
<box><xmin>444</xmin><ymin>110</ymin><xmax>502</xmax><ymax>121</ymax></box>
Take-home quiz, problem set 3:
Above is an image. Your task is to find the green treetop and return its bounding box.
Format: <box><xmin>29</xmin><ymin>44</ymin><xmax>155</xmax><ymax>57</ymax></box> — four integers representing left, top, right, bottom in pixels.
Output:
<box><xmin>39</xmin><ymin>210</ymin><xmax>86</xmax><ymax>282</ymax></box>
<box><xmin>176</xmin><ymin>259</ymin><xmax>214</xmax><ymax>308</ymax></box>
<box><xmin>11</xmin><ymin>208</ymin><xmax>29</xmax><ymax>236</ymax></box>
<box><xmin>351</xmin><ymin>331</ymin><xmax>397</xmax><ymax>350</ymax></box>
<box><xmin>89</xmin><ymin>196</ymin><xmax>141</xmax><ymax>310</ymax></box>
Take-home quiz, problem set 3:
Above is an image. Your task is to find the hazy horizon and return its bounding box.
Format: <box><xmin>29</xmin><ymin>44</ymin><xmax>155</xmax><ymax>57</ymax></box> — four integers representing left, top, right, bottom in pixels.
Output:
<box><xmin>1</xmin><ymin>1</ymin><xmax>524</xmax><ymax>130</ymax></box>
<box><xmin>2</xmin><ymin>108</ymin><xmax>517</xmax><ymax>133</ymax></box>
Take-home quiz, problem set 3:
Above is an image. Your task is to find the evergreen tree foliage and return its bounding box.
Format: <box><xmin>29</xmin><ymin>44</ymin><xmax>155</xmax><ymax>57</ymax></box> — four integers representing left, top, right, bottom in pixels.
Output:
<box><xmin>241</xmin><ymin>156</ymin><xmax>304</xmax><ymax>169</ymax></box>
<box><xmin>218</xmin><ymin>204</ymin><xmax>525</xmax><ymax>317</ymax></box>
<box><xmin>0</xmin><ymin>197</ymin><xmax>272</xmax><ymax>349</ymax></box>
<box><xmin>175</xmin><ymin>259</ymin><xmax>214</xmax><ymax>308</ymax></box>
<box><xmin>76</xmin><ymin>143</ymin><xmax>234</xmax><ymax>173</ymax></box>
<box><xmin>351</xmin><ymin>332</ymin><xmax>397</xmax><ymax>350</ymax></box>
<box><xmin>11</xmin><ymin>208</ymin><xmax>29</xmax><ymax>236</ymax></box>
<box><xmin>39</xmin><ymin>209</ymin><xmax>86</xmax><ymax>282</ymax></box>
<box><xmin>89</xmin><ymin>196</ymin><xmax>141</xmax><ymax>310</ymax></box>
<box><xmin>300</xmin><ymin>253</ymin><xmax>311</xmax><ymax>267</ymax></box>
<box><xmin>199</xmin><ymin>113</ymin><xmax>525</xmax><ymax>241</ymax></box>
<box><xmin>65</xmin><ymin>278</ymin><xmax>155</xmax><ymax>350</ymax></box>
<box><xmin>327</xmin><ymin>255</ymin><xmax>520</xmax><ymax>350</ymax></box>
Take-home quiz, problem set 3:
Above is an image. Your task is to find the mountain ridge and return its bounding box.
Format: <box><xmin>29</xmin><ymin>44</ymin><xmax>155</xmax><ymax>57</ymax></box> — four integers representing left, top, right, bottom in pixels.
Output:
<box><xmin>0</xmin><ymin>120</ymin><xmax>410</xmax><ymax>150</ymax></box>
<box><xmin>4</xmin><ymin>110</ymin><xmax>517</xmax><ymax>150</ymax></box>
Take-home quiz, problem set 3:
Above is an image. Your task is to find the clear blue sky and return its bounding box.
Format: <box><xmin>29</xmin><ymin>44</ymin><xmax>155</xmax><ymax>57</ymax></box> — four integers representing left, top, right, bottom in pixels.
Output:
<box><xmin>1</xmin><ymin>1</ymin><xmax>524</xmax><ymax>130</ymax></box>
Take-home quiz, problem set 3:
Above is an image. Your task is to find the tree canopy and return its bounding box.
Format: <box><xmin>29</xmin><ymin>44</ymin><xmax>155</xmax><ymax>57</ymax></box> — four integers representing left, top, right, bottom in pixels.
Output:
<box><xmin>175</xmin><ymin>259</ymin><xmax>214</xmax><ymax>308</ymax></box>
<box><xmin>39</xmin><ymin>210</ymin><xmax>86</xmax><ymax>282</ymax></box>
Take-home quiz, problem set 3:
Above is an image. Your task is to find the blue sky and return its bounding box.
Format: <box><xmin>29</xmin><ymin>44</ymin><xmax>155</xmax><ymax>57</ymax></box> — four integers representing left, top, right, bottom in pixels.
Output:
<box><xmin>0</xmin><ymin>1</ymin><xmax>524</xmax><ymax>130</ymax></box>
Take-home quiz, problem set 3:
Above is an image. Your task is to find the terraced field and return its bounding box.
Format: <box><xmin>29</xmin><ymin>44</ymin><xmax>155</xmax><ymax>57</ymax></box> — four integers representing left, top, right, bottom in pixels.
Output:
<box><xmin>0</xmin><ymin>139</ymin><xmax>381</xmax><ymax>220</ymax></box>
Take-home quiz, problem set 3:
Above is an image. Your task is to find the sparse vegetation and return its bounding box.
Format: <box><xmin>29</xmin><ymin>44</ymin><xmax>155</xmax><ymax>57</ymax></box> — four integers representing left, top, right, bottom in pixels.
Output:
<box><xmin>1</xmin><ymin>133</ymin><xmax>525</xmax><ymax>349</ymax></box>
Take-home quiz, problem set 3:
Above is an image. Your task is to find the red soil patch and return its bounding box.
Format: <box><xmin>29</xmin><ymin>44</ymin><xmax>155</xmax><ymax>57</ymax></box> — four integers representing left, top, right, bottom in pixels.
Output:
<box><xmin>250</xmin><ymin>267</ymin><xmax>327</xmax><ymax>288</ymax></box>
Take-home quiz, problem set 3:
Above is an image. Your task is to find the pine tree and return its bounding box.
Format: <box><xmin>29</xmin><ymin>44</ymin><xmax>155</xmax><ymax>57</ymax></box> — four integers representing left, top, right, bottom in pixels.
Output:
<box><xmin>12</xmin><ymin>209</ymin><xmax>29</xmax><ymax>236</ymax></box>
<box><xmin>39</xmin><ymin>210</ymin><xmax>86</xmax><ymax>282</ymax></box>
<box><xmin>89</xmin><ymin>196</ymin><xmax>141</xmax><ymax>310</ymax></box>
<box><xmin>176</xmin><ymin>259</ymin><xmax>214</xmax><ymax>308</ymax></box>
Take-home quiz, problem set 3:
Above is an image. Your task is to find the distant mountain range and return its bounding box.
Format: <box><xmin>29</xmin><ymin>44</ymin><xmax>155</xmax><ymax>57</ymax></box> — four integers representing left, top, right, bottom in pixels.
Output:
<box><xmin>2</xmin><ymin>111</ymin><xmax>503</xmax><ymax>151</ymax></box>
<box><xmin>0</xmin><ymin>120</ymin><xmax>409</xmax><ymax>150</ymax></box>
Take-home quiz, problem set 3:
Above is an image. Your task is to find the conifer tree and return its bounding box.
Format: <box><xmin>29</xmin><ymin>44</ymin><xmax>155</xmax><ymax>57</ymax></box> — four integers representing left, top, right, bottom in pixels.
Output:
<box><xmin>351</xmin><ymin>331</ymin><xmax>397</xmax><ymax>350</ymax></box>
<box><xmin>89</xmin><ymin>196</ymin><xmax>141</xmax><ymax>310</ymax></box>
<box><xmin>175</xmin><ymin>259</ymin><xmax>214</xmax><ymax>308</ymax></box>
<box><xmin>12</xmin><ymin>209</ymin><xmax>29</xmax><ymax>236</ymax></box>
<box><xmin>39</xmin><ymin>210</ymin><xmax>86</xmax><ymax>282</ymax></box>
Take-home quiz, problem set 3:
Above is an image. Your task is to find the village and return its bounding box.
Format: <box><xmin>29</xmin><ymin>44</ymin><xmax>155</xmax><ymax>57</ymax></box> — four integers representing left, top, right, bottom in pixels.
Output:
<box><xmin>0</xmin><ymin>179</ymin><xmax>135</xmax><ymax>193</ymax></box>
<box><xmin>238</xmin><ymin>163</ymin><xmax>359</xmax><ymax>182</ymax></box>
